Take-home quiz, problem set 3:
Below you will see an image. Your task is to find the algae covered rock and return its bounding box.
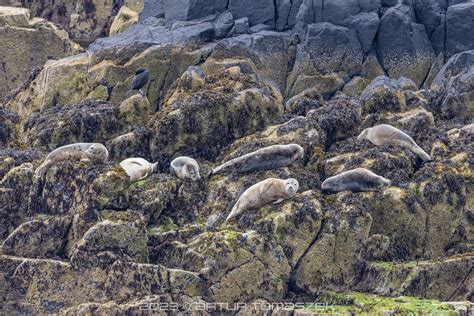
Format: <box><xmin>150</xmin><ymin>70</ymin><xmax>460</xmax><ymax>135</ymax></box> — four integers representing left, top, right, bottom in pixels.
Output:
<box><xmin>149</xmin><ymin>63</ymin><xmax>284</xmax><ymax>165</ymax></box>
<box><xmin>70</xmin><ymin>216</ymin><xmax>149</xmax><ymax>269</ymax></box>
<box><xmin>0</xmin><ymin>6</ymin><xmax>78</xmax><ymax>99</ymax></box>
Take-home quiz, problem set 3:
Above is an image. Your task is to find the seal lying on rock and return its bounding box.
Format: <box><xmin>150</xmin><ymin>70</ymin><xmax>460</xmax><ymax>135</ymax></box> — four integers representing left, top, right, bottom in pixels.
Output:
<box><xmin>120</xmin><ymin>158</ymin><xmax>158</xmax><ymax>182</ymax></box>
<box><xmin>226</xmin><ymin>178</ymin><xmax>299</xmax><ymax>221</ymax></box>
<box><xmin>35</xmin><ymin>143</ymin><xmax>109</xmax><ymax>177</ymax></box>
<box><xmin>358</xmin><ymin>124</ymin><xmax>431</xmax><ymax>161</ymax></box>
<box><xmin>321</xmin><ymin>168</ymin><xmax>391</xmax><ymax>194</ymax></box>
<box><xmin>212</xmin><ymin>144</ymin><xmax>304</xmax><ymax>175</ymax></box>
<box><xmin>170</xmin><ymin>156</ymin><xmax>201</xmax><ymax>181</ymax></box>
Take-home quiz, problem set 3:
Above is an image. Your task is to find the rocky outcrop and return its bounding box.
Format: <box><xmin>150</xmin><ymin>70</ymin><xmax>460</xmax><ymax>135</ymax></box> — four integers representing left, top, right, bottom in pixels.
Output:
<box><xmin>0</xmin><ymin>6</ymin><xmax>79</xmax><ymax>99</ymax></box>
<box><xmin>0</xmin><ymin>0</ymin><xmax>142</xmax><ymax>44</ymax></box>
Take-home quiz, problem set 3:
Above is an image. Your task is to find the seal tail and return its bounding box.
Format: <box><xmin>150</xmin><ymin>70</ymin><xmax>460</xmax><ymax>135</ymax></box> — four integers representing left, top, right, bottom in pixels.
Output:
<box><xmin>226</xmin><ymin>202</ymin><xmax>240</xmax><ymax>222</ymax></box>
<box><xmin>411</xmin><ymin>145</ymin><xmax>431</xmax><ymax>161</ymax></box>
<box><xmin>35</xmin><ymin>160</ymin><xmax>53</xmax><ymax>177</ymax></box>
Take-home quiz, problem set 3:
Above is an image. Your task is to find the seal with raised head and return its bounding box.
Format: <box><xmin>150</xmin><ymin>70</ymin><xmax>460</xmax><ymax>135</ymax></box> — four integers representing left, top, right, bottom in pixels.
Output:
<box><xmin>170</xmin><ymin>156</ymin><xmax>201</xmax><ymax>181</ymax></box>
<box><xmin>226</xmin><ymin>178</ymin><xmax>299</xmax><ymax>222</ymax></box>
<box><xmin>120</xmin><ymin>158</ymin><xmax>158</xmax><ymax>182</ymax></box>
<box><xmin>321</xmin><ymin>168</ymin><xmax>391</xmax><ymax>194</ymax></box>
<box><xmin>212</xmin><ymin>144</ymin><xmax>304</xmax><ymax>175</ymax></box>
<box><xmin>358</xmin><ymin>124</ymin><xmax>431</xmax><ymax>161</ymax></box>
<box><xmin>35</xmin><ymin>143</ymin><xmax>109</xmax><ymax>177</ymax></box>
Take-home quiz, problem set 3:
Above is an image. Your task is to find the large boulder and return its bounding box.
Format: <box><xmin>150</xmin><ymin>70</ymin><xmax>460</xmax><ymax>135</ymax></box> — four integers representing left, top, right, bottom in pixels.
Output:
<box><xmin>430</xmin><ymin>50</ymin><xmax>474</xmax><ymax>120</ymax></box>
<box><xmin>149</xmin><ymin>63</ymin><xmax>284</xmax><ymax>165</ymax></box>
<box><xmin>0</xmin><ymin>6</ymin><xmax>78</xmax><ymax>99</ymax></box>
<box><xmin>446</xmin><ymin>2</ymin><xmax>474</xmax><ymax>58</ymax></box>
<box><xmin>377</xmin><ymin>7</ymin><xmax>435</xmax><ymax>87</ymax></box>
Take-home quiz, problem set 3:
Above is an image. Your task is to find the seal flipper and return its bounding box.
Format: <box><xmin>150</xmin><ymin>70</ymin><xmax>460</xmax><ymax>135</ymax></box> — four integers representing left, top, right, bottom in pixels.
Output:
<box><xmin>35</xmin><ymin>159</ymin><xmax>53</xmax><ymax>177</ymax></box>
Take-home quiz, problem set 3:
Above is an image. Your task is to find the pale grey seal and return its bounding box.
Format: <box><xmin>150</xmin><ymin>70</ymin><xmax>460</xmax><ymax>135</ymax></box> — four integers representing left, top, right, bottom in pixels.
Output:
<box><xmin>358</xmin><ymin>124</ymin><xmax>431</xmax><ymax>161</ymax></box>
<box><xmin>170</xmin><ymin>156</ymin><xmax>201</xmax><ymax>181</ymax></box>
<box><xmin>120</xmin><ymin>158</ymin><xmax>158</xmax><ymax>182</ymax></box>
<box><xmin>212</xmin><ymin>144</ymin><xmax>304</xmax><ymax>175</ymax></box>
<box><xmin>226</xmin><ymin>178</ymin><xmax>299</xmax><ymax>221</ymax></box>
<box><xmin>321</xmin><ymin>168</ymin><xmax>391</xmax><ymax>194</ymax></box>
<box><xmin>35</xmin><ymin>143</ymin><xmax>108</xmax><ymax>177</ymax></box>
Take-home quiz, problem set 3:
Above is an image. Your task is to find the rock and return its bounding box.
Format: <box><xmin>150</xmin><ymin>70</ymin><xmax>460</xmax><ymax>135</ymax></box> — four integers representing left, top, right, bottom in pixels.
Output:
<box><xmin>356</xmin><ymin>254</ymin><xmax>473</xmax><ymax>301</ymax></box>
<box><xmin>118</xmin><ymin>94</ymin><xmax>152</xmax><ymax>126</ymax></box>
<box><xmin>342</xmin><ymin>76</ymin><xmax>371</xmax><ymax>97</ymax></box>
<box><xmin>431</xmin><ymin>50</ymin><xmax>474</xmax><ymax>120</ymax></box>
<box><xmin>0</xmin><ymin>5</ymin><xmax>30</xmax><ymax>27</ymax></box>
<box><xmin>250</xmin><ymin>23</ymin><xmax>272</xmax><ymax>33</ymax></box>
<box><xmin>446</xmin><ymin>2</ymin><xmax>474</xmax><ymax>58</ymax></box>
<box><xmin>285</xmin><ymin>88</ymin><xmax>323</xmax><ymax>115</ymax></box>
<box><xmin>0</xmin><ymin>7</ymin><xmax>78</xmax><ymax>99</ymax></box>
<box><xmin>0</xmin><ymin>160</ymin><xmax>37</xmax><ymax>240</ymax></box>
<box><xmin>346</xmin><ymin>12</ymin><xmax>380</xmax><ymax>53</ymax></box>
<box><xmin>213</xmin><ymin>11</ymin><xmax>234</xmax><ymax>39</ymax></box>
<box><xmin>149</xmin><ymin>64</ymin><xmax>284</xmax><ymax>165</ymax></box>
<box><xmin>306</xmin><ymin>95</ymin><xmax>362</xmax><ymax>146</ymax></box>
<box><xmin>397</xmin><ymin>77</ymin><xmax>418</xmax><ymax>91</ymax></box>
<box><xmin>107</xmin><ymin>128</ymin><xmax>152</xmax><ymax>162</ymax></box>
<box><xmin>109</xmin><ymin>5</ymin><xmax>139</xmax><ymax>36</ymax></box>
<box><xmin>228</xmin><ymin>0</ymin><xmax>275</xmax><ymax>26</ymax></box>
<box><xmin>1</xmin><ymin>0</ymin><xmax>131</xmax><ymax>43</ymax></box>
<box><xmin>139</xmin><ymin>0</ymin><xmax>165</xmax><ymax>22</ymax></box>
<box><xmin>23</xmin><ymin>100</ymin><xmax>123</xmax><ymax>151</ymax></box>
<box><xmin>377</xmin><ymin>7</ymin><xmax>434</xmax><ymax>86</ymax></box>
<box><xmin>275</xmin><ymin>0</ymin><xmax>303</xmax><ymax>31</ymax></box>
<box><xmin>234</xmin><ymin>17</ymin><xmax>250</xmax><ymax>34</ymax></box>
<box><xmin>360</xmin><ymin>76</ymin><xmax>406</xmax><ymax>114</ymax></box>
<box><xmin>291</xmin><ymin>194</ymin><xmax>372</xmax><ymax>294</ymax></box>
<box><xmin>208</xmin><ymin>32</ymin><xmax>295</xmax><ymax>92</ymax></box>
<box><xmin>163</xmin><ymin>0</ymin><xmax>227</xmax><ymax>24</ymax></box>
<box><xmin>70</xmin><ymin>216</ymin><xmax>148</xmax><ymax>269</ymax></box>
<box><xmin>287</xmin><ymin>22</ymin><xmax>362</xmax><ymax>98</ymax></box>
<box><xmin>1</xmin><ymin>216</ymin><xmax>72</xmax><ymax>259</ymax></box>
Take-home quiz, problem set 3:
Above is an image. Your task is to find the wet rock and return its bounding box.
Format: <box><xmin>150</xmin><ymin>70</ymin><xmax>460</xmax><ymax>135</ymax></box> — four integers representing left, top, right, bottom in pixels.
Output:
<box><xmin>291</xmin><ymin>195</ymin><xmax>372</xmax><ymax>294</ymax></box>
<box><xmin>356</xmin><ymin>254</ymin><xmax>473</xmax><ymax>301</ymax></box>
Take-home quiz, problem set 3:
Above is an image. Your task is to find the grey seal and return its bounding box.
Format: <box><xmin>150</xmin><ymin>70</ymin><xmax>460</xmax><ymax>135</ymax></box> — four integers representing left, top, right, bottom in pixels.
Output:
<box><xmin>170</xmin><ymin>156</ymin><xmax>201</xmax><ymax>181</ymax></box>
<box><xmin>358</xmin><ymin>124</ymin><xmax>431</xmax><ymax>161</ymax></box>
<box><xmin>226</xmin><ymin>178</ymin><xmax>299</xmax><ymax>221</ymax></box>
<box><xmin>35</xmin><ymin>143</ymin><xmax>108</xmax><ymax>177</ymax></box>
<box><xmin>212</xmin><ymin>144</ymin><xmax>304</xmax><ymax>175</ymax></box>
<box><xmin>120</xmin><ymin>158</ymin><xmax>158</xmax><ymax>182</ymax></box>
<box><xmin>321</xmin><ymin>168</ymin><xmax>391</xmax><ymax>194</ymax></box>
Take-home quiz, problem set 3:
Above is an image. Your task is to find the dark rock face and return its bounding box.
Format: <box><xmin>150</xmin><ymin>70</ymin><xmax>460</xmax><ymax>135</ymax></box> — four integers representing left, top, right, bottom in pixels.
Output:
<box><xmin>446</xmin><ymin>2</ymin><xmax>474</xmax><ymax>57</ymax></box>
<box><xmin>377</xmin><ymin>7</ymin><xmax>435</xmax><ymax>86</ymax></box>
